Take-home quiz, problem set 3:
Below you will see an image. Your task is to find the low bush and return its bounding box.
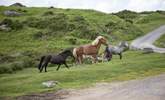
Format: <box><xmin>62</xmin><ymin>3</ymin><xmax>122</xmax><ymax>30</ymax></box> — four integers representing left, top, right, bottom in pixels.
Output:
<box><xmin>0</xmin><ymin>18</ymin><xmax>23</xmax><ymax>30</ymax></box>
<box><xmin>11</xmin><ymin>62</ymin><xmax>23</xmax><ymax>71</ymax></box>
<box><xmin>22</xmin><ymin>57</ymin><xmax>36</xmax><ymax>68</ymax></box>
<box><xmin>0</xmin><ymin>54</ymin><xmax>15</xmax><ymax>63</ymax></box>
<box><xmin>67</xmin><ymin>37</ymin><xmax>77</xmax><ymax>45</ymax></box>
<box><xmin>43</xmin><ymin>11</ymin><xmax>54</xmax><ymax>16</ymax></box>
<box><xmin>115</xmin><ymin>10</ymin><xmax>139</xmax><ymax>21</ymax></box>
<box><xmin>25</xmin><ymin>13</ymin><xmax>69</xmax><ymax>33</ymax></box>
<box><xmin>0</xmin><ymin>64</ymin><xmax>13</xmax><ymax>74</ymax></box>
<box><xmin>33</xmin><ymin>31</ymin><xmax>44</xmax><ymax>39</ymax></box>
<box><xmin>24</xmin><ymin>17</ymin><xmax>40</xmax><ymax>28</ymax></box>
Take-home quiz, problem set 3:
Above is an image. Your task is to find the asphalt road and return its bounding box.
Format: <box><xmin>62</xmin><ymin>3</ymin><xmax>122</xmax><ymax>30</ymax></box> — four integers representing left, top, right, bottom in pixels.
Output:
<box><xmin>130</xmin><ymin>25</ymin><xmax>165</xmax><ymax>53</ymax></box>
<box><xmin>63</xmin><ymin>74</ymin><xmax>165</xmax><ymax>100</ymax></box>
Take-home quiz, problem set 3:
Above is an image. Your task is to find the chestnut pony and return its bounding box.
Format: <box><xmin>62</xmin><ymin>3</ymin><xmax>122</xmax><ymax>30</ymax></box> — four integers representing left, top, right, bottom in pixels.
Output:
<box><xmin>73</xmin><ymin>36</ymin><xmax>108</xmax><ymax>64</ymax></box>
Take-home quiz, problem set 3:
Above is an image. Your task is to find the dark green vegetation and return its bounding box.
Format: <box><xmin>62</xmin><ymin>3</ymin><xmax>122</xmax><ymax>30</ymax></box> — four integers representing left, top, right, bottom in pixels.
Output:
<box><xmin>0</xmin><ymin>51</ymin><xmax>165</xmax><ymax>97</ymax></box>
<box><xmin>154</xmin><ymin>34</ymin><xmax>165</xmax><ymax>48</ymax></box>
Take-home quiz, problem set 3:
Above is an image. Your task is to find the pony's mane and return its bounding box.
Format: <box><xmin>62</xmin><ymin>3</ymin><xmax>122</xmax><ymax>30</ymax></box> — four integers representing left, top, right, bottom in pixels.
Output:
<box><xmin>60</xmin><ymin>48</ymin><xmax>73</xmax><ymax>54</ymax></box>
<box><xmin>118</xmin><ymin>41</ymin><xmax>129</xmax><ymax>47</ymax></box>
<box><xmin>92</xmin><ymin>36</ymin><xmax>104</xmax><ymax>45</ymax></box>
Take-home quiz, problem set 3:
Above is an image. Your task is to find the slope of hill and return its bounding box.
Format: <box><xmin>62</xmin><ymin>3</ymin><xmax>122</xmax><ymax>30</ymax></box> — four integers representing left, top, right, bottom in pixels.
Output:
<box><xmin>154</xmin><ymin>34</ymin><xmax>165</xmax><ymax>48</ymax></box>
<box><xmin>0</xmin><ymin>6</ymin><xmax>165</xmax><ymax>73</ymax></box>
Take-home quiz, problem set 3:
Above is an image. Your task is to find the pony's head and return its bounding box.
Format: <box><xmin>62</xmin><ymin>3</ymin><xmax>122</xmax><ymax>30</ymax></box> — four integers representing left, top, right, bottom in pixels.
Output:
<box><xmin>119</xmin><ymin>41</ymin><xmax>129</xmax><ymax>51</ymax></box>
<box><xmin>92</xmin><ymin>36</ymin><xmax>108</xmax><ymax>46</ymax></box>
<box><xmin>119</xmin><ymin>41</ymin><xmax>129</xmax><ymax>47</ymax></box>
<box><xmin>104</xmin><ymin>46</ymin><xmax>112</xmax><ymax>61</ymax></box>
<box><xmin>61</xmin><ymin>48</ymin><xmax>75</xmax><ymax>59</ymax></box>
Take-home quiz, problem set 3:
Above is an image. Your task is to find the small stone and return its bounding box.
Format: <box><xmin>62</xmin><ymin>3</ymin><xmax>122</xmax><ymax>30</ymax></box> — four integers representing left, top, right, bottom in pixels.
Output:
<box><xmin>0</xmin><ymin>24</ymin><xmax>11</xmax><ymax>31</ymax></box>
<box><xmin>143</xmin><ymin>48</ymin><xmax>154</xmax><ymax>54</ymax></box>
<box><xmin>42</xmin><ymin>81</ymin><xmax>59</xmax><ymax>88</ymax></box>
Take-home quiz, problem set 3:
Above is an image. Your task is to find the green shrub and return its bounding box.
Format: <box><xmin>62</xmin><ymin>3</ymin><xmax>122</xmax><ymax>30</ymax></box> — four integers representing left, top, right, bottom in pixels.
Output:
<box><xmin>25</xmin><ymin>13</ymin><xmax>69</xmax><ymax>33</ymax></box>
<box><xmin>11</xmin><ymin>62</ymin><xmax>23</xmax><ymax>71</ymax></box>
<box><xmin>48</xmin><ymin>13</ymin><xmax>69</xmax><ymax>31</ymax></box>
<box><xmin>115</xmin><ymin>10</ymin><xmax>139</xmax><ymax>21</ymax></box>
<box><xmin>66</xmin><ymin>37</ymin><xmax>77</xmax><ymax>45</ymax></box>
<box><xmin>136</xmin><ymin>18</ymin><xmax>149</xmax><ymax>24</ymax></box>
<box><xmin>24</xmin><ymin>17</ymin><xmax>40</xmax><ymax>28</ymax></box>
<box><xmin>33</xmin><ymin>31</ymin><xmax>44</xmax><ymax>39</ymax></box>
<box><xmin>22</xmin><ymin>58</ymin><xmax>35</xmax><ymax>68</ymax></box>
<box><xmin>69</xmin><ymin>16</ymin><xmax>98</xmax><ymax>39</ymax></box>
<box><xmin>1</xmin><ymin>18</ymin><xmax>13</xmax><ymax>26</ymax></box>
<box><xmin>0</xmin><ymin>59</ymin><xmax>35</xmax><ymax>74</ymax></box>
<box><xmin>1</xmin><ymin>18</ymin><xmax>23</xmax><ymax>30</ymax></box>
<box><xmin>0</xmin><ymin>65</ymin><xmax>13</xmax><ymax>74</ymax></box>
<box><xmin>43</xmin><ymin>11</ymin><xmax>54</xmax><ymax>16</ymax></box>
<box><xmin>0</xmin><ymin>54</ymin><xmax>14</xmax><ymax>63</ymax></box>
<box><xmin>10</xmin><ymin>20</ymin><xmax>23</xmax><ymax>30</ymax></box>
<box><xmin>17</xmin><ymin>8</ymin><xmax>27</xmax><ymax>13</ymax></box>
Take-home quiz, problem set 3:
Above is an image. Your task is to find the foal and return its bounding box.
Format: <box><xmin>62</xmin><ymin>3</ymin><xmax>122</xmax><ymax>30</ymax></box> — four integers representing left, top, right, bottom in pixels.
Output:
<box><xmin>38</xmin><ymin>49</ymin><xmax>74</xmax><ymax>72</ymax></box>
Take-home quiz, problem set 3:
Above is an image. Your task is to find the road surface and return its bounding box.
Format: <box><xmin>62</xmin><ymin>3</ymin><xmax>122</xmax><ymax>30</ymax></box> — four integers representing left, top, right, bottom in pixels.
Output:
<box><xmin>130</xmin><ymin>25</ymin><xmax>165</xmax><ymax>53</ymax></box>
<box><xmin>63</xmin><ymin>74</ymin><xmax>165</xmax><ymax>100</ymax></box>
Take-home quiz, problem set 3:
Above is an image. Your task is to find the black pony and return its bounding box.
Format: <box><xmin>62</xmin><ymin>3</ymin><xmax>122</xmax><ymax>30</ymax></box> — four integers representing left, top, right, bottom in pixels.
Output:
<box><xmin>38</xmin><ymin>48</ymin><xmax>74</xmax><ymax>72</ymax></box>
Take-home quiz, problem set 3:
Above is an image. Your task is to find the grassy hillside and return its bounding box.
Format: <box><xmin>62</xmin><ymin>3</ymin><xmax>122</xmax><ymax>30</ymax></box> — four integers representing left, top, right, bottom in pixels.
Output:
<box><xmin>0</xmin><ymin>51</ymin><xmax>165</xmax><ymax>98</ymax></box>
<box><xmin>154</xmin><ymin>34</ymin><xmax>165</xmax><ymax>48</ymax></box>
<box><xmin>114</xmin><ymin>10</ymin><xmax>165</xmax><ymax>33</ymax></box>
<box><xmin>0</xmin><ymin>6</ymin><xmax>165</xmax><ymax>98</ymax></box>
<box><xmin>0</xmin><ymin>6</ymin><xmax>165</xmax><ymax>73</ymax></box>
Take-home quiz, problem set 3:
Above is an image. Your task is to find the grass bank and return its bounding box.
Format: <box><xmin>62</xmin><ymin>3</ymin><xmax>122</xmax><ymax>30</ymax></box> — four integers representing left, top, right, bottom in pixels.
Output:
<box><xmin>154</xmin><ymin>34</ymin><xmax>165</xmax><ymax>48</ymax></box>
<box><xmin>0</xmin><ymin>51</ymin><xmax>165</xmax><ymax>97</ymax></box>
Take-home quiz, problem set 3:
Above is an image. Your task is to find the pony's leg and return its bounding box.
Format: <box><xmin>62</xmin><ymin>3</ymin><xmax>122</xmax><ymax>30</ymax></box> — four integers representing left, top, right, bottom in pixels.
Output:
<box><xmin>64</xmin><ymin>62</ymin><xmax>69</xmax><ymax>69</ymax></box>
<box><xmin>40</xmin><ymin>62</ymin><xmax>48</xmax><ymax>72</ymax></box>
<box><xmin>92</xmin><ymin>55</ymin><xmax>97</xmax><ymax>63</ymax></box>
<box><xmin>56</xmin><ymin>64</ymin><xmax>61</xmax><ymax>71</ymax></box>
<box><xmin>44</xmin><ymin>62</ymin><xmax>49</xmax><ymax>72</ymax></box>
<box><xmin>102</xmin><ymin>53</ymin><xmax>105</xmax><ymax>62</ymax></box>
<box><xmin>78</xmin><ymin>56</ymin><xmax>81</xmax><ymax>64</ymax></box>
<box><xmin>40</xmin><ymin>64</ymin><xmax>44</xmax><ymax>72</ymax></box>
<box><xmin>79</xmin><ymin>55</ymin><xmax>83</xmax><ymax>64</ymax></box>
<box><xmin>102</xmin><ymin>53</ymin><xmax>107</xmax><ymax>62</ymax></box>
<box><xmin>38</xmin><ymin>56</ymin><xmax>45</xmax><ymax>70</ymax></box>
<box><xmin>109</xmin><ymin>54</ymin><xmax>113</xmax><ymax>61</ymax></box>
<box><xmin>75</xmin><ymin>57</ymin><xmax>79</xmax><ymax>65</ymax></box>
<box><xmin>119</xmin><ymin>53</ymin><xmax>122</xmax><ymax>59</ymax></box>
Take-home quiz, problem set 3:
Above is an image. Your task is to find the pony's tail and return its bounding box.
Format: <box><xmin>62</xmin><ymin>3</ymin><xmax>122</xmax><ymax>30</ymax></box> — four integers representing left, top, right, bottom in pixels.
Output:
<box><xmin>73</xmin><ymin>48</ymin><xmax>77</xmax><ymax>58</ymax></box>
<box><xmin>38</xmin><ymin>56</ymin><xmax>45</xmax><ymax>70</ymax></box>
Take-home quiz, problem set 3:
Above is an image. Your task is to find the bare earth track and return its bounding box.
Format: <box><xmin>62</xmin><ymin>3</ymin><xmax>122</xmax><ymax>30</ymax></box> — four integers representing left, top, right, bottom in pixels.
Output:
<box><xmin>62</xmin><ymin>74</ymin><xmax>165</xmax><ymax>100</ymax></box>
<box><xmin>15</xmin><ymin>74</ymin><xmax>165</xmax><ymax>100</ymax></box>
<box><xmin>130</xmin><ymin>25</ymin><xmax>165</xmax><ymax>53</ymax></box>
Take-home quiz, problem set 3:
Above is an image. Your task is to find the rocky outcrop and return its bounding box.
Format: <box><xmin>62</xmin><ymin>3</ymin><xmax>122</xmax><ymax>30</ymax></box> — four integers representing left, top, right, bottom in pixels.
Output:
<box><xmin>3</xmin><ymin>10</ymin><xmax>22</xmax><ymax>16</ymax></box>
<box><xmin>10</xmin><ymin>3</ymin><xmax>26</xmax><ymax>7</ymax></box>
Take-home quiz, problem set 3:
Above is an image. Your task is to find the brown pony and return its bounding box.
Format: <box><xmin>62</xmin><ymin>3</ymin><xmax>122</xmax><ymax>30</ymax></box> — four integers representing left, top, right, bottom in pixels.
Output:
<box><xmin>73</xmin><ymin>36</ymin><xmax>108</xmax><ymax>64</ymax></box>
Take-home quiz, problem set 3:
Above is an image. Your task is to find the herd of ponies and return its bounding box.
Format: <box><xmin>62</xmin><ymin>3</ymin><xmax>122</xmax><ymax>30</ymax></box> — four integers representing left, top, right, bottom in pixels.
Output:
<box><xmin>38</xmin><ymin>36</ymin><xmax>129</xmax><ymax>72</ymax></box>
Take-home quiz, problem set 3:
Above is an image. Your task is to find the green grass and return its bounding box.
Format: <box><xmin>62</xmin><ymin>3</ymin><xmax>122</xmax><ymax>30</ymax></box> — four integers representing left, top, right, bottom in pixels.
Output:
<box><xmin>135</xmin><ymin>13</ymin><xmax>165</xmax><ymax>33</ymax></box>
<box><xmin>154</xmin><ymin>34</ymin><xmax>165</xmax><ymax>48</ymax></box>
<box><xmin>0</xmin><ymin>6</ymin><xmax>165</xmax><ymax>98</ymax></box>
<box><xmin>0</xmin><ymin>51</ymin><xmax>165</xmax><ymax>97</ymax></box>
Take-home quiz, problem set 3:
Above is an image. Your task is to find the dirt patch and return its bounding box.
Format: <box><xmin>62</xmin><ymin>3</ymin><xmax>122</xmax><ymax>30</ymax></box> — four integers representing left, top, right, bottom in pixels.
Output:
<box><xmin>15</xmin><ymin>89</ymin><xmax>70</xmax><ymax>100</ymax></box>
<box><xmin>2</xmin><ymin>74</ymin><xmax>165</xmax><ymax>100</ymax></box>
